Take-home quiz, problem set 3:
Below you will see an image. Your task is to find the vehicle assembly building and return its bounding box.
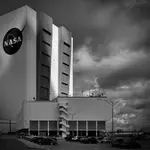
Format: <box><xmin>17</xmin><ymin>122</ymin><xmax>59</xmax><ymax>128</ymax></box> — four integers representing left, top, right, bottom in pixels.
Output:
<box><xmin>0</xmin><ymin>6</ymin><xmax>111</xmax><ymax>137</ymax></box>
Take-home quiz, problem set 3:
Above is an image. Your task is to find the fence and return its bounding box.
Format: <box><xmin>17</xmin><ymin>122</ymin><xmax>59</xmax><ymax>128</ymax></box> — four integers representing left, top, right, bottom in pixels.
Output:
<box><xmin>0</xmin><ymin>120</ymin><xmax>16</xmax><ymax>133</ymax></box>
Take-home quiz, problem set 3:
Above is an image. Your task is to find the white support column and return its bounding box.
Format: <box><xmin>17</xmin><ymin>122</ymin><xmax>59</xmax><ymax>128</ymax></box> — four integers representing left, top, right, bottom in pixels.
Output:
<box><xmin>76</xmin><ymin>121</ymin><xmax>78</xmax><ymax>136</ymax></box>
<box><xmin>38</xmin><ymin>121</ymin><xmax>40</xmax><ymax>136</ymax></box>
<box><xmin>96</xmin><ymin>121</ymin><xmax>98</xmax><ymax>137</ymax></box>
<box><xmin>28</xmin><ymin>120</ymin><xmax>30</xmax><ymax>135</ymax></box>
<box><xmin>48</xmin><ymin>120</ymin><xmax>49</xmax><ymax>136</ymax></box>
<box><xmin>57</xmin><ymin>120</ymin><xmax>59</xmax><ymax>137</ymax></box>
<box><xmin>86</xmin><ymin>121</ymin><xmax>88</xmax><ymax>136</ymax></box>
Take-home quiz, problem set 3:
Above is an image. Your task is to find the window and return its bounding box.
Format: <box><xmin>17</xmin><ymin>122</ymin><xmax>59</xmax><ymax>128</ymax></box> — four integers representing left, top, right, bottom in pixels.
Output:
<box><xmin>49</xmin><ymin>121</ymin><xmax>57</xmax><ymax>130</ymax></box>
<box><xmin>40</xmin><ymin>76</ymin><xmax>49</xmax><ymax>88</ymax></box>
<box><xmin>63</xmin><ymin>62</ymin><xmax>69</xmax><ymax>67</ymax></box>
<box><xmin>61</xmin><ymin>92</ymin><xmax>68</xmax><ymax>96</ymax></box>
<box><xmin>62</xmin><ymin>82</ymin><xmax>68</xmax><ymax>86</ymax></box>
<box><xmin>88</xmin><ymin>121</ymin><xmax>96</xmax><ymax>130</ymax></box>
<box><xmin>64</xmin><ymin>42</ymin><xmax>70</xmax><ymax>48</ymax></box>
<box><xmin>42</xmin><ymin>42</ymin><xmax>51</xmax><ymax>56</ymax></box>
<box><xmin>62</xmin><ymin>72</ymin><xmax>69</xmax><ymax>76</ymax></box>
<box><xmin>30</xmin><ymin>121</ymin><xmax>38</xmax><ymax>131</ymax></box>
<box><xmin>62</xmin><ymin>63</ymin><xmax>69</xmax><ymax>74</ymax></box>
<box><xmin>41</xmin><ymin>65</ymin><xmax>49</xmax><ymax>77</ymax></box>
<box><xmin>42</xmin><ymin>40</ymin><xmax>50</xmax><ymax>46</ymax></box>
<box><xmin>40</xmin><ymin>121</ymin><xmax>48</xmax><ymax>130</ymax></box>
<box><xmin>41</xmin><ymin>52</ymin><xmax>50</xmax><ymax>65</ymax></box>
<box><xmin>40</xmin><ymin>87</ymin><xmax>49</xmax><ymax>99</ymax></box>
<box><xmin>41</xmin><ymin>52</ymin><xmax>50</xmax><ymax>57</ymax></box>
<box><xmin>63</xmin><ymin>52</ymin><xmax>70</xmax><ymax>57</ymax></box>
<box><xmin>63</xmin><ymin>42</ymin><xmax>70</xmax><ymax>55</ymax></box>
<box><xmin>42</xmin><ymin>28</ymin><xmax>51</xmax><ymax>36</ymax></box>
<box><xmin>61</xmin><ymin>73</ymin><xmax>69</xmax><ymax>83</ymax></box>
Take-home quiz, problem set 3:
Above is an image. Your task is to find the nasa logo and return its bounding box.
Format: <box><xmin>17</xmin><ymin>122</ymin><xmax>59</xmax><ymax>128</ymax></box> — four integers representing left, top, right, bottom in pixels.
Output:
<box><xmin>3</xmin><ymin>28</ymin><xmax>23</xmax><ymax>55</ymax></box>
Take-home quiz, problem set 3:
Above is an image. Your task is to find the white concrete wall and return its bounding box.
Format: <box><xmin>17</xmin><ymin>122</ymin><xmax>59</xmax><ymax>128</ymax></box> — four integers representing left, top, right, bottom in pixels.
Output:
<box><xmin>26</xmin><ymin>102</ymin><xmax>59</xmax><ymax>123</ymax></box>
<box><xmin>69</xmin><ymin>37</ymin><xmax>73</xmax><ymax>96</ymax></box>
<box><xmin>16</xmin><ymin>102</ymin><xmax>24</xmax><ymax>130</ymax></box>
<box><xmin>58</xmin><ymin>97</ymin><xmax>112</xmax><ymax>121</ymax></box>
<box><xmin>50</xmin><ymin>25</ymin><xmax>59</xmax><ymax>100</ymax></box>
<box><xmin>26</xmin><ymin>6</ymin><xmax>37</xmax><ymax>101</ymax></box>
<box><xmin>0</xmin><ymin>6</ymin><xmax>37</xmax><ymax>131</ymax></box>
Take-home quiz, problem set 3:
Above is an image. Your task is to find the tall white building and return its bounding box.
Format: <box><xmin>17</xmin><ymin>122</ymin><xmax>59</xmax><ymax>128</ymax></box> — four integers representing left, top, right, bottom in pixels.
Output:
<box><xmin>0</xmin><ymin>5</ymin><xmax>73</xmax><ymax>121</ymax></box>
<box><xmin>0</xmin><ymin>6</ymin><xmax>111</xmax><ymax>137</ymax></box>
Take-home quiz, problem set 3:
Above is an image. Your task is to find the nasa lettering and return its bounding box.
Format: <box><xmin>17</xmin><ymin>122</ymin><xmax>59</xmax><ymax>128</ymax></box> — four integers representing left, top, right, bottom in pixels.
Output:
<box><xmin>3</xmin><ymin>28</ymin><xmax>23</xmax><ymax>55</ymax></box>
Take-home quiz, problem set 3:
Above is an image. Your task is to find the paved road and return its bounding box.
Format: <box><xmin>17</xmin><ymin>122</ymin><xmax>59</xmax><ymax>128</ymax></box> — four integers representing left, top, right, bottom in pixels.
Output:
<box><xmin>52</xmin><ymin>140</ymin><xmax>116</xmax><ymax>150</ymax></box>
<box><xmin>1</xmin><ymin>135</ymin><xmax>150</xmax><ymax>150</ymax></box>
<box><xmin>0</xmin><ymin>135</ymin><xmax>44</xmax><ymax>150</ymax></box>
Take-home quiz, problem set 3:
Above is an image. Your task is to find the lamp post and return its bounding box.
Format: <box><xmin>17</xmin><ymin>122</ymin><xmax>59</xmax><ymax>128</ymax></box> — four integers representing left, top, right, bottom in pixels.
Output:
<box><xmin>68</xmin><ymin>112</ymin><xmax>77</xmax><ymax>121</ymax></box>
<box><xmin>68</xmin><ymin>112</ymin><xmax>77</xmax><ymax>136</ymax></box>
<box><xmin>103</xmin><ymin>99</ymin><xmax>120</xmax><ymax>135</ymax></box>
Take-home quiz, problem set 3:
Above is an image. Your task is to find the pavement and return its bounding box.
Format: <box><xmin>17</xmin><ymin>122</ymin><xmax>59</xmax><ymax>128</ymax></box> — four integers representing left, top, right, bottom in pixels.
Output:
<box><xmin>18</xmin><ymin>138</ymin><xmax>45</xmax><ymax>149</ymax></box>
<box><xmin>1</xmin><ymin>134</ymin><xmax>150</xmax><ymax>150</ymax></box>
<box><xmin>0</xmin><ymin>135</ymin><xmax>44</xmax><ymax>150</ymax></box>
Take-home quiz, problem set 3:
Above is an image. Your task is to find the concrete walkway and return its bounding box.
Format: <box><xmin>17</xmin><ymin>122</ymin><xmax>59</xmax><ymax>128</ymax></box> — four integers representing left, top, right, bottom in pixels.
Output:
<box><xmin>18</xmin><ymin>138</ymin><xmax>45</xmax><ymax>149</ymax></box>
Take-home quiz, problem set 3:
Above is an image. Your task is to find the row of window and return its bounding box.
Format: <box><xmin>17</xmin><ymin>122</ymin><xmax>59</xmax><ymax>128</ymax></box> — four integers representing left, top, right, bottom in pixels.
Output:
<box><xmin>69</xmin><ymin>121</ymin><xmax>105</xmax><ymax>130</ymax></box>
<box><xmin>39</xmin><ymin>31</ymin><xmax>71</xmax><ymax>99</ymax></box>
<box><xmin>39</xmin><ymin>28</ymin><xmax>51</xmax><ymax>100</ymax></box>
<box><xmin>61</xmin><ymin>47</ymin><xmax>70</xmax><ymax>96</ymax></box>
<box><xmin>30</xmin><ymin>120</ymin><xmax>57</xmax><ymax>130</ymax></box>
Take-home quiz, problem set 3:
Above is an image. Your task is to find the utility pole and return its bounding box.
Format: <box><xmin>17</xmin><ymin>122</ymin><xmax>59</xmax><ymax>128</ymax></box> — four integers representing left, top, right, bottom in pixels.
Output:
<box><xmin>112</xmin><ymin>102</ymin><xmax>114</xmax><ymax>134</ymax></box>
<box><xmin>68</xmin><ymin>112</ymin><xmax>77</xmax><ymax>136</ymax></box>
<box><xmin>102</xmin><ymin>99</ymin><xmax>120</xmax><ymax>135</ymax></box>
<box><xmin>97</xmin><ymin>87</ymin><xmax>120</xmax><ymax>135</ymax></box>
<box><xmin>9</xmin><ymin>120</ymin><xmax>11</xmax><ymax>133</ymax></box>
<box><xmin>69</xmin><ymin>112</ymin><xmax>77</xmax><ymax>121</ymax></box>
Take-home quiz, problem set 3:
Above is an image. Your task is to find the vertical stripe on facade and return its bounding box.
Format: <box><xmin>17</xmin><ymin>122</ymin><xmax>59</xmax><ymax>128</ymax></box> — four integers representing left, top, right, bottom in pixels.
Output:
<box><xmin>36</xmin><ymin>12</ymin><xmax>52</xmax><ymax>101</ymax></box>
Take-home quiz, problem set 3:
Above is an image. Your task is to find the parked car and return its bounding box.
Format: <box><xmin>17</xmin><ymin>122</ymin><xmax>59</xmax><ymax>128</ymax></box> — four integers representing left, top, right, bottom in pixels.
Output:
<box><xmin>120</xmin><ymin>138</ymin><xmax>141</xmax><ymax>149</ymax></box>
<box><xmin>80</xmin><ymin>137</ymin><xmax>89</xmax><ymax>144</ymax></box>
<box><xmin>112</xmin><ymin>137</ymin><xmax>141</xmax><ymax>149</ymax></box>
<box><xmin>72</xmin><ymin>136</ymin><xmax>82</xmax><ymax>142</ymax></box>
<box><xmin>49</xmin><ymin>136</ymin><xmax>57</xmax><ymax>142</ymax></box>
<box><xmin>31</xmin><ymin>136</ymin><xmax>57</xmax><ymax>145</ymax></box>
<box><xmin>18</xmin><ymin>132</ymin><xmax>25</xmax><ymax>138</ymax></box>
<box><xmin>38</xmin><ymin>137</ymin><xmax>57</xmax><ymax>145</ymax></box>
<box><xmin>99</xmin><ymin>137</ymin><xmax>112</xmax><ymax>143</ymax></box>
<box><xmin>88</xmin><ymin>137</ymin><xmax>98</xmax><ymax>144</ymax></box>
<box><xmin>98</xmin><ymin>136</ymin><xmax>104</xmax><ymax>140</ymax></box>
<box><xmin>111</xmin><ymin>138</ymin><xmax>124</xmax><ymax>147</ymax></box>
<box><xmin>65</xmin><ymin>135</ymin><xmax>72</xmax><ymax>141</ymax></box>
<box><xmin>80</xmin><ymin>137</ymin><xmax>98</xmax><ymax>144</ymax></box>
<box><xmin>31</xmin><ymin>137</ymin><xmax>44</xmax><ymax>143</ymax></box>
<box><xmin>72</xmin><ymin>136</ymin><xmax>78</xmax><ymax>141</ymax></box>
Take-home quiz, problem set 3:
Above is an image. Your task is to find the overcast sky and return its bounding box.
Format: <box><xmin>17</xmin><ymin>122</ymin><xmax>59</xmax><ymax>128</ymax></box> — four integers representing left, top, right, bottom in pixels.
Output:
<box><xmin>1</xmin><ymin>0</ymin><xmax>150</xmax><ymax>131</ymax></box>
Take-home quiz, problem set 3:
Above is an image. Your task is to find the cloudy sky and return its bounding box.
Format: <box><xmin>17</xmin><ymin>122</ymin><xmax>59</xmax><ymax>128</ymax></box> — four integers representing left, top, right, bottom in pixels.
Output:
<box><xmin>1</xmin><ymin>0</ymin><xmax>150</xmax><ymax>131</ymax></box>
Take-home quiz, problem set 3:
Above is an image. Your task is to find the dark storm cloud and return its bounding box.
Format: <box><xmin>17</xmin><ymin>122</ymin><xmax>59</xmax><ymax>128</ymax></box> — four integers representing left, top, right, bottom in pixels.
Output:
<box><xmin>128</xmin><ymin>1</ymin><xmax>150</xmax><ymax>22</ymax></box>
<box><xmin>95</xmin><ymin>1</ymin><xmax>150</xmax><ymax>89</ymax></box>
<box><xmin>0</xmin><ymin>0</ymin><xmax>26</xmax><ymax>15</ymax></box>
<box><xmin>133</xmin><ymin>102</ymin><xmax>150</xmax><ymax>110</ymax></box>
<box><xmin>97</xmin><ymin>55</ymin><xmax>150</xmax><ymax>89</ymax></box>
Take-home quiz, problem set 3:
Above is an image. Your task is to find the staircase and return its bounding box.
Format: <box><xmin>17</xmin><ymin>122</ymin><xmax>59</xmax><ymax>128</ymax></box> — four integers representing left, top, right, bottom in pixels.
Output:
<box><xmin>58</xmin><ymin>102</ymin><xmax>69</xmax><ymax>137</ymax></box>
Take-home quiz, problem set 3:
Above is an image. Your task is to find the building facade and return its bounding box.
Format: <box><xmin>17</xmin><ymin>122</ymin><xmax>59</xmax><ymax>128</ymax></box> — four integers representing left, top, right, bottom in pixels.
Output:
<box><xmin>17</xmin><ymin>97</ymin><xmax>112</xmax><ymax>137</ymax></box>
<box><xmin>0</xmin><ymin>5</ymin><xmax>111</xmax><ymax>137</ymax></box>
<box><xmin>0</xmin><ymin>5</ymin><xmax>73</xmax><ymax>122</ymax></box>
